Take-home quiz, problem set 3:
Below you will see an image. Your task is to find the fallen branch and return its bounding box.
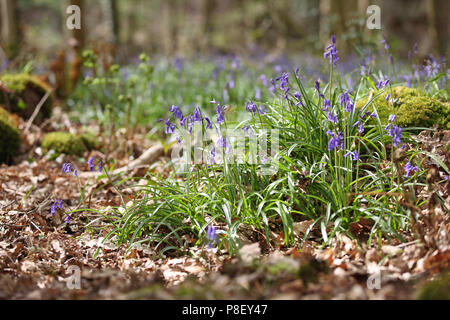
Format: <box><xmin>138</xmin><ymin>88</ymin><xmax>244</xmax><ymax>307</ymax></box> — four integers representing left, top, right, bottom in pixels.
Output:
<box><xmin>24</xmin><ymin>90</ymin><xmax>52</xmax><ymax>134</ymax></box>
<box><xmin>80</xmin><ymin>142</ymin><xmax>164</xmax><ymax>178</ymax></box>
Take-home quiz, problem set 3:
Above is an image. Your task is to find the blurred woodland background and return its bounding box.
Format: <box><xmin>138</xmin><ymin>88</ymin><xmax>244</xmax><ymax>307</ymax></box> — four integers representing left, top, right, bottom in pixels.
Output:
<box><xmin>0</xmin><ymin>0</ymin><xmax>448</xmax><ymax>66</ymax></box>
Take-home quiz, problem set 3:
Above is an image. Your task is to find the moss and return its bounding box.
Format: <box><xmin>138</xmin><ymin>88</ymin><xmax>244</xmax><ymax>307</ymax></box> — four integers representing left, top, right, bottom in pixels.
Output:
<box><xmin>0</xmin><ymin>73</ymin><xmax>53</xmax><ymax>120</ymax></box>
<box><xmin>356</xmin><ymin>86</ymin><xmax>450</xmax><ymax>129</ymax></box>
<box><xmin>418</xmin><ymin>272</ymin><xmax>450</xmax><ymax>300</ymax></box>
<box><xmin>41</xmin><ymin>132</ymin><xmax>85</xmax><ymax>156</ymax></box>
<box><xmin>80</xmin><ymin>131</ymin><xmax>100</xmax><ymax>151</ymax></box>
<box><xmin>0</xmin><ymin>106</ymin><xmax>21</xmax><ymax>164</ymax></box>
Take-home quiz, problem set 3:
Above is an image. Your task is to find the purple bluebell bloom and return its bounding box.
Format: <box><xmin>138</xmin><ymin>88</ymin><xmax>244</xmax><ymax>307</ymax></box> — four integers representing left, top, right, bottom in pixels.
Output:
<box><xmin>62</xmin><ymin>163</ymin><xmax>72</xmax><ymax>173</ymax></box>
<box><xmin>216</xmin><ymin>104</ymin><xmax>225</xmax><ymax>124</ymax></box>
<box><xmin>169</xmin><ymin>105</ymin><xmax>183</xmax><ymax>119</ymax></box>
<box><xmin>88</xmin><ymin>156</ymin><xmax>95</xmax><ymax>171</ymax></box>
<box><xmin>258</xmin><ymin>105</ymin><xmax>267</xmax><ymax>115</ymax></box>
<box><xmin>323</xmin><ymin>99</ymin><xmax>331</xmax><ymax>111</ymax></box>
<box><xmin>294</xmin><ymin>92</ymin><xmax>303</xmax><ymax>107</ymax></box>
<box><xmin>404</xmin><ymin>162</ymin><xmax>418</xmax><ymax>177</ymax></box>
<box><xmin>276</xmin><ymin>72</ymin><xmax>290</xmax><ymax>99</ymax></box>
<box><xmin>315</xmin><ymin>80</ymin><xmax>325</xmax><ymax>98</ymax></box>
<box><xmin>381</xmin><ymin>39</ymin><xmax>389</xmax><ymax>50</ymax></box>
<box><xmin>216</xmin><ymin>135</ymin><xmax>228</xmax><ymax>149</ymax></box>
<box><xmin>206</xmin><ymin>225</ymin><xmax>217</xmax><ymax>249</ymax></box>
<box><xmin>245</xmin><ymin>101</ymin><xmax>257</xmax><ymax>116</ymax></box>
<box><xmin>159</xmin><ymin>119</ymin><xmax>176</xmax><ymax>134</ymax></box>
<box><xmin>204</xmin><ymin>117</ymin><xmax>213</xmax><ymax>129</ymax></box>
<box><xmin>328</xmin><ymin>131</ymin><xmax>343</xmax><ymax>151</ymax></box>
<box><xmin>324</xmin><ymin>35</ymin><xmax>339</xmax><ymax>66</ymax></box>
<box><xmin>50</xmin><ymin>200</ymin><xmax>58</xmax><ymax>216</ymax></box>
<box><xmin>242</xmin><ymin>125</ymin><xmax>253</xmax><ymax>137</ymax></box>
<box><xmin>73</xmin><ymin>168</ymin><xmax>78</xmax><ymax>177</ymax></box>
<box><xmin>327</xmin><ymin>112</ymin><xmax>339</xmax><ymax>124</ymax></box>
<box><xmin>193</xmin><ymin>106</ymin><xmax>203</xmax><ymax>122</ymax></box>
<box><xmin>376</xmin><ymin>78</ymin><xmax>390</xmax><ymax>89</ymax></box>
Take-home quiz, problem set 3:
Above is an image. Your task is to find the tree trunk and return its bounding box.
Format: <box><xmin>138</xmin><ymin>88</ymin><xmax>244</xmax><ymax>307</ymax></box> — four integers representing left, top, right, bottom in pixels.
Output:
<box><xmin>102</xmin><ymin>0</ymin><xmax>120</xmax><ymax>45</ymax></box>
<box><xmin>0</xmin><ymin>0</ymin><xmax>21</xmax><ymax>59</ymax></box>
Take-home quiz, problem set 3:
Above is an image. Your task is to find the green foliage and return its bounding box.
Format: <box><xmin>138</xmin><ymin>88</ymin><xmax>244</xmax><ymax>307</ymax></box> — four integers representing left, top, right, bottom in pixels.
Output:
<box><xmin>0</xmin><ymin>73</ymin><xmax>53</xmax><ymax>119</ymax></box>
<box><xmin>357</xmin><ymin>86</ymin><xmax>450</xmax><ymax>129</ymax></box>
<box><xmin>41</xmin><ymin>131</ymin><xmax>85</xmax><ymax>156</ymax></box>
<box><xmin>0</xmin><ymin>107</ymin><xmax>21</xmax><ymax>163</ymax></box>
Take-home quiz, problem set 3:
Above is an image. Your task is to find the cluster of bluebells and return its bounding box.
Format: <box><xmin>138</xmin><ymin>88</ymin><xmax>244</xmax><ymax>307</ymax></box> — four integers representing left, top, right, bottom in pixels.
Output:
<box><xmin>245</xmin><ymin>101</ymin><xmax>265</xmax><ymax>116</ymax></box>
<box><xmin>340</xmin><ymin>91</ymin><xmax>353</xmax><ymax>113</ymax></box>
<box><xmin>324</xmin><ymin>35</ymin><xmax>339</xmax><ymax>66</ymax></box>
<box><xmin>404</xmin><ymin>162</ymin><xmax>418</xmax><ymax>178</ymax></box>
<box><xmin>424</xmin><ymin>54</ymin><xmax>441</xmax><ymax>78</ymax></box>
<box><xmin>376</xmin><ymin>78</ymin><xmax>390</xmax><ymax>89</ymax></box>
<box><xmin>274</xmin><ymin>72</ymin><xmax>290</xmax><ymax>99</ymax></box>
<box><xmin>87</xmin><ymin>156</ymin><xmax>103</xmax><ymax>172</ymax></box>
<box><xmin>385</xmin><ymin>114</ymin><xmax>402</xmax><ymax>147</ymax></box>
<box><xmin>62</xmin><ymin>163</ymin><xmax>78</xmax><ymax>177</ymax></box>
<box><xmin>206</xmin><ymin>225</ymin><xmax>217</xmax><ymax>249</ymax></box>
<box><xmin>344</xmin><ymin>150</ymin><xmax>360</xmax><ymax>161</ymax></box>
<box><xmin>327</xmin><ymin>130</ymin><xmax>344</xmax><ymax>151</ymax></box>
<box><xmin>50</xmin><ymin>199</ymin><xmax>63</xmax><ymax>216</ymax></box>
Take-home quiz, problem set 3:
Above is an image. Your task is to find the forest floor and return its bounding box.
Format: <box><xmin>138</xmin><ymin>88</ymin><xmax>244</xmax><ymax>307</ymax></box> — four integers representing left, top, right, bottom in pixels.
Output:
<box><xmin>1</xmin><ymin>110</ymin><xmax>449</xmax><ymax>300</ymax></box>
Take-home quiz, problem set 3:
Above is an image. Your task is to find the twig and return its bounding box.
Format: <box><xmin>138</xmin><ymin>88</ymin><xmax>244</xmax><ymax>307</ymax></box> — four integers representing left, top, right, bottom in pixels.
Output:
<box><xmin>24</xmin><ymin>90</ymin><xmax>52</xmax><ymax>134</ymax></box>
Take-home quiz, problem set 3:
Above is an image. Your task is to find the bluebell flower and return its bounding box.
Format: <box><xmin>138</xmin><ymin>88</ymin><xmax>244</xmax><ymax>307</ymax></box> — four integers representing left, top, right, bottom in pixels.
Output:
<box><xmin>216</xmin><ymin>104</ymin><xmax>225</xmax><ymax>124</ymax></box>
<box><xmin>404</xmin><ymin>162</ymin><xmax>418</xmax><ymax>177</ymax></box>
<box><xmin>159</xmin><ymin>119</ymin><xmax>176</xmax><ymax>134</ymax></box>
<box><xmin>98</xmin><ymin>161</ymin><xmax>103</xmax><ymax>173</ymax></box>
<box><xmin>294</xmin><ymin>67</ymin><xmax>300</xmax><ymax>78</ymax></box>
<box><xmin>258</xmin><ymin>105</ymin><xmax>267</xmax><ymax>115</ymax></box>
<box><xmin>246</xmin><ymin>101</ymin><xmax>257</xmax><ymax>116</ymax></box>
<box><xmin>62</xmin><ymin>163</ymin><xmax>72</xmax><ymax>173</ymax></box>
<box><xmin>294</xmin><ymin>92</ymin><xmax>303</xmax><ymax>107</ymax></box>
<box><xmin>327</xmin><ymin>112</ymin><xmax>339</xmax><ymax>124</ymax></box>
<box><xmin>315</xmin><ymin>80</ymin><xmax>325</xmax><ymax>98</ymax></box>
<box><xmin>276</xmin><ymin>72</ymin><xmax>290</xmax><ymax>99</ymax></box>
<box><xmin>193</xmin><ymin>106</ymin><xmax>203</xmax><ymax>122</ymax></box>
<box><xmin>376</xmin><ymin>78</ymin><xmax>390</xmax><ymax>89</ymax></box>
<box><xmin>73</xmin><ymin>168</ymin><xmax>78</xmax><ymax>177</ymax></box>
<box><xmin>345</xmin><ymin>101</ymin><xmax>353</xmax><ymax>112</ymax></box>
<box><xmin>358</xmin><ymin>122</ymin><xmax>364</xmax><ymax>134</ymax></box>
<box><xmin>216</xmin><ymin>135</ymin><xmax>228</xmax><ymax>149</ymax></box>
<box><xmin>242</xmin><ymin>125</ymin><xmax>253</xmax><ymax>137</ymax></box>
<box><xmin>87</xmin><ymin>156</ymin><xmax>95</xmax><ymax>171</ymax></box>
<box><xmin>169</xmin><ymin>105</ymin><xmax>183</xmax><ymax>119</ymax></box>
<box><xmin>381</xmin><ymin>39</ymin><xmax>389</xmax><ymax>50</ymax></box>
<box><xmin>206</xmin><ymin>225</ymin><xmax>217</xmax><ymax>249</ymax></box>
<box><xmin>204</xmin><ymin>117</ymin><xmax>213</xmax><ymax>129</ymax></box>
<box><xmin>328</xmin><ymin>131</ymin><xmax>343</xmax><ymax>151</ymax></box>
<box><xmin>324</xmin><ymin>35</ymin><xmax>339</xmax><ymax>66</ymax></box>
<box><xmin>50</xmin><ymin>200</ymin><xmax>58</xmax><ymax>216</ymax></box>
<box><xmin>323</xmin><ymin>99</ymin><xmax>331</xmax><ymax>111</ymax></box>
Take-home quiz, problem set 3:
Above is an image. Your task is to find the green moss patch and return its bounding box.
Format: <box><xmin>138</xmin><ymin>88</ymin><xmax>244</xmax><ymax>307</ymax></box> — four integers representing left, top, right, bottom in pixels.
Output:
<box><xmin>357</xmin><ymin>86</ymin><xmax>450</xmax><ymax>129</ymax></box>
<box><xmin>0</xmin><ymin>107</ymin><xmax>21</xmax><ymax>164</ymax></box>
<box><xmin>0</xmin><ymin>73</ymin><xmax>54</xmax><ymax>120</ymax></box>
<box><xmin>41</xmin><ymin>132</ymin><xmax>86</xmax><ymax>156</ymax></box>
